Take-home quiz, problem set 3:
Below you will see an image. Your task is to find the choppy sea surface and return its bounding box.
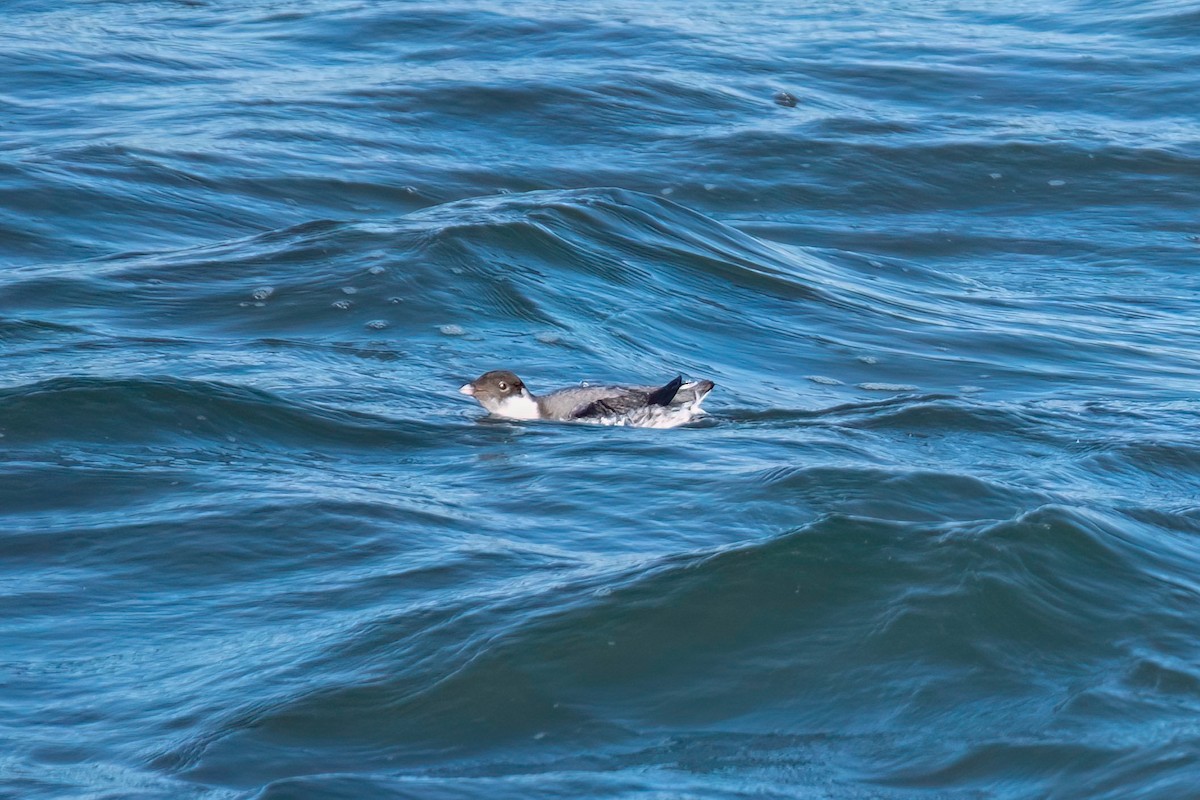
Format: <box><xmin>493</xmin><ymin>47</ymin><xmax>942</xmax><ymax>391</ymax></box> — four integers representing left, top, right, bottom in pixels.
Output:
<box><xmin>3</xmin><ymin>1</ymin><xmax>1200</xmax><ymax>798</ymax></box>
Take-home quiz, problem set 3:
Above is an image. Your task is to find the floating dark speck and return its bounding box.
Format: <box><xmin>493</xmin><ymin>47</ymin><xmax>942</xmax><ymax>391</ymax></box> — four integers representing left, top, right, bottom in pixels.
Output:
<box><xmin>774</xmin><ymin>91</ymin><xmax>799</xmax><ymax>107</ymax></box>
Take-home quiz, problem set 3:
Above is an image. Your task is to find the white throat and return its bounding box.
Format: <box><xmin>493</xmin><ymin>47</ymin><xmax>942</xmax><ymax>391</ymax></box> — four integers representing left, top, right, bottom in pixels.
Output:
<box><xmin>491</xmin><ymin>389</ymin><xmax>541</xmax><ymax>420</ymax></box>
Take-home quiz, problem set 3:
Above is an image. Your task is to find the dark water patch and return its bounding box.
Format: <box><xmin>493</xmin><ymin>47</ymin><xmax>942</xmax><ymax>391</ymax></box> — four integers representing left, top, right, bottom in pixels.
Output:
<box><xmin>754</xmin><ymin>466</ymin><xmax>1046</xmax><ymax>524</ymax></box>
<box><xmin>0</xmin><ymin>317</ymin><xmax>91</xmax><ymax>343</ymax></box>
<box><xmin>165</xmin><ymin>506</ymin><xmax>1200</xmax><ymax>794</ymax></box>
<box><xmin>839</xmin><ymin>398</ymin><xmax>1074</xmax><ymax>440</ymax></box>
<box><xmin>1078</xmin><ymin>439</ymin><xmax>1200</xmax><ymax>504</ymax></box>
<box><xmin>0</xmin><ymin>376</ymin><xmax>433</xmax><ymax>449</ymax></box>
<box><xmin>1066</xmin><ymin>0</ymin><xmax>1200</xmax><ymax>41</ymax></box>
<box><xmin>1120</xmin><ymin>507</ymin><xmax>1200</xmax><ymax>537</ymax></box>
<box><xmin>1091</xmin><ymin>439</ymin><xmax>1200</xmax><ymax>478</ymax></box>
<box><xmin>0</xmin><ymin>458</ymin><xmax>202</xmax><ymax>521</ymax></box>
<box><xmin>1</xmin><ymin>501</ymin><xmax>467</xmax><ymax>619</ymax></box>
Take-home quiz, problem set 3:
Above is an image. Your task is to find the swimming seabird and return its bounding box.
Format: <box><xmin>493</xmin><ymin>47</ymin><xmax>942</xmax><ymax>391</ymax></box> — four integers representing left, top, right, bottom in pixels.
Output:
<box><xmin>459</xmin><ymin>370</ymin><xmax>714</xmax><ymax>428</ymax></box>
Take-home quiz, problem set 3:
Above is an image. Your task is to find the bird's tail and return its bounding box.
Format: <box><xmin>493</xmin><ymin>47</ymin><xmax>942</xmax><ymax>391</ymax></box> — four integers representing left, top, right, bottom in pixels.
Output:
<box><xmin>647</xmin><ymin>375</ymin><xmax>684</xmax><ymax>406</ymax></box>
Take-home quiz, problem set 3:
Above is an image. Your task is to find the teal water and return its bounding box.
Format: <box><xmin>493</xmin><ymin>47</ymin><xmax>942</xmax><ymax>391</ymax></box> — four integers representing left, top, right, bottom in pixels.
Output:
<box><xmin>2</xmin><ymin>1</ymin><xmax>1199</xmax><ymax>798</ymax></box>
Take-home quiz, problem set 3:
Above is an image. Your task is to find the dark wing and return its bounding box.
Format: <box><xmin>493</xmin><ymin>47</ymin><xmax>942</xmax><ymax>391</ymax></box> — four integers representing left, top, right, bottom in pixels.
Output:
<box><xmin>570</xmin><ymin>390</ymin><xmax>651</xmax><ymax>420</ymax></box>
<box><xmin>570</xmin><ymin>376</ymin><xmax>683</xmax><ymax>419</ymax></box>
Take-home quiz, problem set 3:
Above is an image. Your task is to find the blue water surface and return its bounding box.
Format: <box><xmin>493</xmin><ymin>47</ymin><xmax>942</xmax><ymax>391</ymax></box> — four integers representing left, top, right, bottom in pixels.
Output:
<box><xmin>2</xmin><ymin>1</ymin><xmax>1199</xmax><ymax>798</ymax></box>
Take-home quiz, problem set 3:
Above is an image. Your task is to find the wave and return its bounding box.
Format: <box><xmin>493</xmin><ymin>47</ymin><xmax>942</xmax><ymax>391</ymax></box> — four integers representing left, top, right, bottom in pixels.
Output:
<box><xmin>0</xmin><ymin>375</ymin><xmax>435</xmax><ymax>449</ymax></box>
<box><xmin>7</xmin><ymin>186</ymin><xmax>1189</xmax><ymax>414</ymax></box>
<box><xmin>166</xmin><ymin>504</ymin><xmax>1200</xmax><ymax>790</ymax></box>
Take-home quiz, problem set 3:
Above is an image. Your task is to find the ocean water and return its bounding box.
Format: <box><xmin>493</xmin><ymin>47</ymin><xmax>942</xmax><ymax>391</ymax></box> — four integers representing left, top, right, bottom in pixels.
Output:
<box><xmin>2</xmin><ymin>1</ymin><xmax>1199</xmax><ymax>797</ymax></box>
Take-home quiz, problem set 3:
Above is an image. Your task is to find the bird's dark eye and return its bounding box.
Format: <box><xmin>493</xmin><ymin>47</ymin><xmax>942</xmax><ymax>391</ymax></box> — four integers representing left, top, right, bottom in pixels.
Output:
<box><xmin>498</xmin><ymin>381</ymin><xmax>508</xmax><ymax>391</ymax></box>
